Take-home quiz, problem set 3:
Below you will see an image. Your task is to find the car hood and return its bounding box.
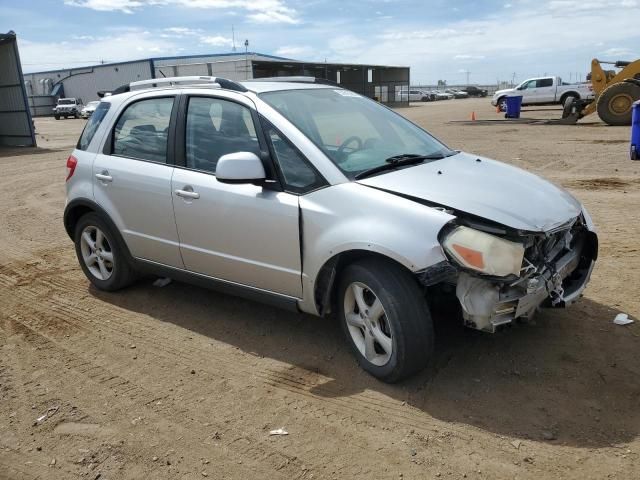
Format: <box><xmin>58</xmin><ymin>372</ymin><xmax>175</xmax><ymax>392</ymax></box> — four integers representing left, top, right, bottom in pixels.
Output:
<box><xmin>356</xmin><ymin>152</ymin><xmax>581</xmax><ymax>232</ymax></box>
<box><xmin>493</xmin><ymin>88</ymin><xmax>515</xmax><ymax>97</ymax></box>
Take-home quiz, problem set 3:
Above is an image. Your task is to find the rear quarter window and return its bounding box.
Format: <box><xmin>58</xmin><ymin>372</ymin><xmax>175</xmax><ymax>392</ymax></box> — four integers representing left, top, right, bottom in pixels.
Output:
<box><xmin>77</xmin><ymin>102</ymin><xmax>111</xmax><ymax>151</ymax></box>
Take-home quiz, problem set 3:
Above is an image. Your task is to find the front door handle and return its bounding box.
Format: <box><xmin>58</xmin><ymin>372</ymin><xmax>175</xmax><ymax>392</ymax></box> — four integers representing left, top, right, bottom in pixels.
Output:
<box><xmin>95</xmin><ymin>171</ymin><xmax>112</xmax><ymax>182</ymax></box>
<box><xmin>175</xmin><ymin>188</ymin><xmax>200</xmax><ymax>199</ymax></box>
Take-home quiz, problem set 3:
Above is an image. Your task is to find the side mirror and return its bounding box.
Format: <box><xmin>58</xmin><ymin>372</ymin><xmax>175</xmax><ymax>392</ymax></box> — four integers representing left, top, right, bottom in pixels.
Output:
<box><xmin>216</xmin><ymin>152</ymin><xmax>266</xmax><ymax>185</ymax></box>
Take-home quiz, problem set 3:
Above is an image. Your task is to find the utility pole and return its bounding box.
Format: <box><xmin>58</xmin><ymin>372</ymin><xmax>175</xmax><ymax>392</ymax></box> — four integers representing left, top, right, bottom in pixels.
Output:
<box><xmin>231</xmin><ymin>25</ymin><xmax>236</xmax><ymax>52</ymax></box>
<box><xmin>462</xmin><ymin>70</ymin><xmax>471</xmax><ymax>85</ymax></box>
<box><xmin>244</xmin><ymin>39</ymin><xmax>249</xmax><ymax>80</ymax></box>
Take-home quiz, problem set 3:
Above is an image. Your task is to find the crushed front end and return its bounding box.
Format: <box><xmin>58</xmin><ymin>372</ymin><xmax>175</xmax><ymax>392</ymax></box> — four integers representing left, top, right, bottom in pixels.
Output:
<box><xmin>424</xmin><ymin>213</ymin><xmax>598</xmax><ymax>333</ymax></box>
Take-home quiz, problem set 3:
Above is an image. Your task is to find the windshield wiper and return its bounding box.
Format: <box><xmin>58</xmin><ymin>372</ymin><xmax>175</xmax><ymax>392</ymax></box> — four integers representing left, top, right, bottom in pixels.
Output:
<box><xmin>354</xmin><ymin>153</ymin><xmax>447</xmax><ymax>180</ymax></box>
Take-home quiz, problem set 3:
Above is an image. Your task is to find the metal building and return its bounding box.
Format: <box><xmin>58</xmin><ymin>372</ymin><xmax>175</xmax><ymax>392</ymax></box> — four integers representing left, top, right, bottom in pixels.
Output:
<box><xmin>23</xmin><ymin>52</ymin><xmax>410</xmax><ymax>115</ymax></box>
<box><xmin>0</xmin><ymin>31</ymin><xmax>35</xmax><ymax>147</ymax></box>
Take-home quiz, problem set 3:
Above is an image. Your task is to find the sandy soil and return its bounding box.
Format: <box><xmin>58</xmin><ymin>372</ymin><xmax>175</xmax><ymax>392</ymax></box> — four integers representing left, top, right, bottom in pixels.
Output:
<box><xmin>1</xmin><ymin>99</ymin><xmax>639</xmax><ymax>480</ymax></box>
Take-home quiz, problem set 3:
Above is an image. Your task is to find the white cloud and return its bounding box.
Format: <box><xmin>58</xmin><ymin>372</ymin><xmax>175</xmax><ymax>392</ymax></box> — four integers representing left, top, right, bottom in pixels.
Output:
<box><xmin>63</xmin><ymin>0</ymin><xmax>156</xmax><ymax>14</ymax></box>
<box><xmin>380</xmin><ymin>28</ymin><xmax>484</xmax><ymax>41</ymax></box>
<box><xmin>200</xmin><ymin>35</ymin><xmax>233</xmax><ymax>47</ymax></box>
<box><xmin>321</xmin><ymin>0</ymin><xmax>640</xmax><ymax>84</ymax></box>
<box><xmin>602</xmin><ymin>47</ymin><xmax>636</xmax><ymax>57</ymax></box>
<box><xmin>65</xmin><ymin>0</ymin><xmax>300</xmax><ymax>23</ymax></box>
<box><xmin>164</xmin><ymin>27</ymin><xmax>200</xmax><ymax>36</ymax></box>
<box><xmin>454</xmin><ymin>54</ymin><xmax>486</xmax><ymax>61</ymax></box>
<box><xmin>274</xmin><ymin>45</ymin><xmax>315</xmax><ymax>58</ymax></box>
<box><xmin>247</xmin><ymin>10</ymin><xmax>298</xmax><ymax>24</ymax></box>
<box><xmin>328</xmin><ymin>34</ymin><xmax>367</xmax><ymax>58</ymax></box>
<box><xmin>18</xmin><ymin>29</ymin><xmax>180</xmax><ymax>72</ymax></box>
<box><xmin>546</xmin><ymin>0</ymin><xmax>638</xmax><ymax>14</ymax></box>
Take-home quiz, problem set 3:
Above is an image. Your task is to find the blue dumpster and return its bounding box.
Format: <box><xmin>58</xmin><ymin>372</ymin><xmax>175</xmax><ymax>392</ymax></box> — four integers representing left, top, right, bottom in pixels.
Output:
<box><xmin>631</xmin><ymin>100</ymin><xmax>640</xmax><ymax>160</ymax></box>
<box><xmin>505</xmin><ymin>95</ymin><xmax>523</xmax><ymax>119</ymax></box>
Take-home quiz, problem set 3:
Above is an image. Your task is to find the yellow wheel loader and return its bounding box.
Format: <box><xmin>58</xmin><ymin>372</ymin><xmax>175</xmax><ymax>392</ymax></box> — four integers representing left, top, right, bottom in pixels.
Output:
<box><xmin>562</xmin><ymin>58</ymin><xmax>640</xmax><ymax>126</ymax></box>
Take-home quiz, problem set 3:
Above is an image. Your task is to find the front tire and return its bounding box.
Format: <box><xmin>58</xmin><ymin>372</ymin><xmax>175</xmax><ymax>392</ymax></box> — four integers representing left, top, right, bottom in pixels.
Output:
<box><xmin>337</xmin><ymin>258</ymin><xmax>434</xmax><ymax>383</ymax></box>
<box><xmin>497</xmin><ymin>96</ymin><xmax>507</xmax><ymax>112</ymax></box>
<box><xmin>596</xmin><ymin>82</ymin><xmax>640</xmax><ymax>126</ymax></box>
<box><xmin>74</xmin><ymin>213</ymin><xmax>135</xmax><ymax>291</ymax></box>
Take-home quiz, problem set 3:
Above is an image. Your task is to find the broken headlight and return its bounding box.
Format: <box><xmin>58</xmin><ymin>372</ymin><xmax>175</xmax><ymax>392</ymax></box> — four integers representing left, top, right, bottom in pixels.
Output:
<box><xmin>442</xmin><ymin>226</ymin><xmax>525</xmax><ymax>277</ymax></box>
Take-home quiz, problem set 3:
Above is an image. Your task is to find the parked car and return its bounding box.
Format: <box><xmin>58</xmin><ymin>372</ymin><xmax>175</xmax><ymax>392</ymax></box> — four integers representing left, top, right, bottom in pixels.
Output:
<box><xmin>80</xmin><ymin>100</ymin><xmax>100</xmax><ymax>119</ymax></box>
<box><xmin>435</xmin><ymin>91</ymin><xmax>454</xmax><ymax>100</ymax></box>
<box><xmin>445</xmin><ymin>89</ymin><xmax>469</xmax><ymax>99</ymax></box>
<box><xmin>64</xmin><ymin>76</ymin><xmax>598</xmax><ymax>382</ymax></box>
<box><xmin>460</xmin><ymin>86</ymin><xmax>488</xmax><ymax>97</ymax></box>
<box><xmin>54</xmin><ymin>98</ymin><xmax>83</xmax><ymax>119</ymax></box>
<box><xmin>491</xmin><ymin>76</ymin><xmax>594</xmax><ymax>111</ymax></box>
<box><xmin>401</xmin><ymin>89</ymin><xmax>434</xmax><ymax>102</ymax></box>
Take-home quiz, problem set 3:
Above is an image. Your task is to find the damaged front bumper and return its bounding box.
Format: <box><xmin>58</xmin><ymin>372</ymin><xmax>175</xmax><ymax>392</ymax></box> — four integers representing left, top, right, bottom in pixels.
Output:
<box><xmin>426</xmin><ymin>215</ymin><xmax>598</xmax><ymax>333</ymax></box>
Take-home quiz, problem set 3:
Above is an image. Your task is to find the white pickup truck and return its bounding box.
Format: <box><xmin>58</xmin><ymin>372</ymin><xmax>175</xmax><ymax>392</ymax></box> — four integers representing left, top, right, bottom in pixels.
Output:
<box><xmin>491</xmin><ymin>76</ymin><xmax>594</xmax><ymax>110</ymax></box>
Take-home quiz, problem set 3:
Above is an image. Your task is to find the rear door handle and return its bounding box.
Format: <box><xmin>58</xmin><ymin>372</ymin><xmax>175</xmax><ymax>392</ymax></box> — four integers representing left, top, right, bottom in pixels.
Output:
<box><xmin>175</xmin><ymin>189</ymin><xmax>200</xmax><ymax>199</ymax></box>
<box><xmin>95</xmin><ymin>172</ymin><xmax>112</xmax><ymax>182</ymax></box>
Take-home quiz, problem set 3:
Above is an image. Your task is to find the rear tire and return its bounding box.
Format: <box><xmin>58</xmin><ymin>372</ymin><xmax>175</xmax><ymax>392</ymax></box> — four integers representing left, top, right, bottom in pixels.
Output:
<box><xmin>74</xmin><ymin>213</ymin><xmax>136</xmax><ymax>291</ymax></box>
<box><xmin>337</xmin><ymin>258</ymin><xmax>434</xmax><ymax>383</ymax></box>
<box><xmin>560</xmin><ymin>93</ymin><xmax>578</xmax><ymax>108</ymax></box>
<box><xmin>54</xmin><ymin>115</ymin><xmax>60</xmax><ymax>120</ymax></box>
<box><xmin>596</xmin><ymin>82</ymin><xmax>640</xmax><ymax>126</ymax></box>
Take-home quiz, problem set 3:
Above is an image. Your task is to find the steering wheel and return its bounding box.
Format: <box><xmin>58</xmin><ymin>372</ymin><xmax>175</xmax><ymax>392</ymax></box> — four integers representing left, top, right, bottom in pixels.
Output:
<box><xmin>337</xmin><ymin>136</ymin><xmax>363</xmax><ymax>156</ymax></box>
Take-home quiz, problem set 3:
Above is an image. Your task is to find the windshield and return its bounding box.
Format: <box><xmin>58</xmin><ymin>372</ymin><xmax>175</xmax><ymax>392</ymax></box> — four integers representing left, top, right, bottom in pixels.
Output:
<box><xmin>58</xmin><ymin>99</ymin><xmax>74</xmax><ymax>105</ymax></box>
<box><xmin>259</xmin><ymin>88</ymin><xmax>453</xmax><ymax>179</ymax></box>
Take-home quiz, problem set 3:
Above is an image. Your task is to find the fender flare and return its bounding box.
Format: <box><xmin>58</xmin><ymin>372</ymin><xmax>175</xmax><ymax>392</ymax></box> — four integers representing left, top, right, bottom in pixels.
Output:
<box><xmin>63</xmin><ymin>198</ymin><xmax>135</xmax><ymax>262</ymax></box>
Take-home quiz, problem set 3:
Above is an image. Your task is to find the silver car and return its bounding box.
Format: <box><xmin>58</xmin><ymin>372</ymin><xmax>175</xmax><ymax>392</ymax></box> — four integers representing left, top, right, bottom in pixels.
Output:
<box><xmin>80</xmin><ymin>100</ymin><xmax>100</xmax><ymax>119</ymax></box>
<box><xmin>64</xmin><ymin>76</ymin><xmax>598</xmax><ymax>382</ymax></box>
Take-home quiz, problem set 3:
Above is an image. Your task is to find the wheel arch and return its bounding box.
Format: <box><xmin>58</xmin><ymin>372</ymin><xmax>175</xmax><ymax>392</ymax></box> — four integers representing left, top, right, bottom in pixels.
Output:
<box><xmin>313</xmin><ymin>248</ymin><xmax>421</xmax><ymax>317</ymax></box>
<box><xmin>560</xmin><ymin>91</ymin><xmax>580</xmax><ymax>103</ymax></box>
<box><xmin>63</xmin><ymin>198</ymin><xmax>134</xmax><ymax>261</ymax></box>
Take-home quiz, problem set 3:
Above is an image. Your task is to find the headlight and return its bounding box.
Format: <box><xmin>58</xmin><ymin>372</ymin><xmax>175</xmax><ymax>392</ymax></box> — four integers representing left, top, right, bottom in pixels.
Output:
<box><xmin>443</xmin><ymin>226</ymin><xmax>525</xmax><ymax>277</ymax></box>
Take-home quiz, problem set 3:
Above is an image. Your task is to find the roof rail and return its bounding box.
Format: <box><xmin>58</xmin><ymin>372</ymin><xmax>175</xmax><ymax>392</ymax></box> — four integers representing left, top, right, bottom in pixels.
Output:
<box><xmin>110</xmin><ymin>76</ymin><xmax>248</xmax><ymax>95</ymax></box>
<box><xmin>246</xmin><ymin>76</ymin><xmax>340</xmax><ymax>87</ymax></box>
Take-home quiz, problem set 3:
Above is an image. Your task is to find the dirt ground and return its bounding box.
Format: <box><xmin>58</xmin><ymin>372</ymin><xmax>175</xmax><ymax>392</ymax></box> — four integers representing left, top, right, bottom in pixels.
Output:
<box><xmin>1</xmin><ymin>98</ymin><xmax>639</xmax><ymax>480</ymax></box>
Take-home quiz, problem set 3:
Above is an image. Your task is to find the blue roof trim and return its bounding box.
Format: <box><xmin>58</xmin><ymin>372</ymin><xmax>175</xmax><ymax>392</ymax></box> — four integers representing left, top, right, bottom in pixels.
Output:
<box><xmin>25</xmin><ymin>52</ymin><xmax>293</xmax><ymax>75</ymax></box>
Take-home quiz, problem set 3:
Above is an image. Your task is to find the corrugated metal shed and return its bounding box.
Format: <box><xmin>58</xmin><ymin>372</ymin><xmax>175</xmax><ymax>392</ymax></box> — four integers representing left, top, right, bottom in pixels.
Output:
<box><xmin>23</xmin><ymin>60</ymin><xmax>152</xmax><ymax>107</ymax></box>
<box><xmin>0</xmin><ymin>31</ymin><xmax>35</xmax><ymax>147</ymax></box>
<box><xmin>22</xmin><ymin>51</ymin><xmax>410</xmax><ymax>108</ymax></box>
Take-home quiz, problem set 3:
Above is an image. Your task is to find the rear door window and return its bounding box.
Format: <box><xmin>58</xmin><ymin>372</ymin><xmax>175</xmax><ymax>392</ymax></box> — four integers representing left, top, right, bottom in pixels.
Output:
<box><xmin>537</xmin><ymin>78</ymin><xmax>554</xmax><ymax>88</ymax></box>
<box><xmin>112</xmin><ymin>97</ymin><xmax>174</xmax><ymax>163</ymax></box>
<box><xmin>77</xmin><ymin>102</ymin><xmax>110</xmax><ymax>151</ymax></box>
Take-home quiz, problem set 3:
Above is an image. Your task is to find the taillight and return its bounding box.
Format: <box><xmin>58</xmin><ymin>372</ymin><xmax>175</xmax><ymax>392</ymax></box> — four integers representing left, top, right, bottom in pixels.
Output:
<box><xmin>66</xmin><ymin>155</ymin><xmax>78</xmax><ymax>181</ymax></box>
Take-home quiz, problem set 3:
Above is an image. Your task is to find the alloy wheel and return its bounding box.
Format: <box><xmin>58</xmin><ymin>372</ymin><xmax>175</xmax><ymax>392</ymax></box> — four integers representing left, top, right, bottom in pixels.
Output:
<box><xmin>343</xmin><ymin>282</ymin><xmax>393</xmax><ymax>366</ymax></box>
<box><xmin>80</xmin><ymin>225</ymin><xmax>114</xmax><ymax>280</ymax></box>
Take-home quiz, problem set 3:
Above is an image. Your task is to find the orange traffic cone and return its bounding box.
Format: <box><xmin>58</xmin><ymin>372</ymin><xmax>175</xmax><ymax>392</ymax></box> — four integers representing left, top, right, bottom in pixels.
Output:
<box><xmin>471</xmin><ymin>111</ymin><xmax>476</xmax><ymax>121</ymax></box>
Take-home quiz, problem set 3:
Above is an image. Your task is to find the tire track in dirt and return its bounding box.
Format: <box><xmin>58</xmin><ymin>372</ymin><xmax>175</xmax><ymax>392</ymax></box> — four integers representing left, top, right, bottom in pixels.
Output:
<box><xmin>4</xmin><ymin>314</ymin><xmax>307</xmax><ymax>480</ymax></box>
<box><xmin>0</xmin><ymin>256</ymin><xmax>475</xmax><ymax>445</ymax></box>
<box><xmin>0</xmin><ymin>450</ymin><xmax>56</xmax><ymax>480</ymax></box>
<box><xmin>1</xmin><ymin>260</ymin><xmax>482</xmax><ymax>480</ymax></box>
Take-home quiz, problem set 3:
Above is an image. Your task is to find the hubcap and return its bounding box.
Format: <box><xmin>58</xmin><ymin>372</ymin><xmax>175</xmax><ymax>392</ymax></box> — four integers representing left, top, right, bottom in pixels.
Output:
<box><xmin>344</xmin><ymin>282</ymin><xmax>393</xmax><ymax>367</ymax></box>
<box><xmin>609</xmin><ymin>93</ymin><xmax>632</xmax><ymax>114</ymax></box>
<box><xmin>80</xmin><ymin>226</ymin><xmax>114</xmax><ymax>281</ymax></box>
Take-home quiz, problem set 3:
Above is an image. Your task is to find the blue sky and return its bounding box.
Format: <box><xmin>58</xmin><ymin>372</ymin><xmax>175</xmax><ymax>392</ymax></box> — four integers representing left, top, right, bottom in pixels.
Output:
<box><xmin>2</xmin><ymin>0</ymin><xmax>639</xmax><ymax>85</ymax></box>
